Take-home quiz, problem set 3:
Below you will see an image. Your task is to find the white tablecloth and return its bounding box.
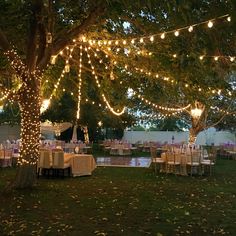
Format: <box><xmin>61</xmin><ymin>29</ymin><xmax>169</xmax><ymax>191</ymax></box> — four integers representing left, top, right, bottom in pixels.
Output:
<box><xmin>65</xmin><ymin>154</ymin><xmax>96</xmax><ymax>177</ymax></box>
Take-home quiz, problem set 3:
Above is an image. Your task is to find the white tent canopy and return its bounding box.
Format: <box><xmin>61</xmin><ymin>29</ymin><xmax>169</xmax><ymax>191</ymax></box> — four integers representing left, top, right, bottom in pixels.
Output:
<box><xmin>40</xmin><ymin>121</ymin><xmax>72</xmax><ymax>137</ymax></box>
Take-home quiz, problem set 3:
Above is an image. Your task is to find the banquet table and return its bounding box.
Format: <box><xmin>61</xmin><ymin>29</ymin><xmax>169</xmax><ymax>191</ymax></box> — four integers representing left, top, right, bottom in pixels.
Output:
<box><xmin>64</xmin><ymin>153</ymin><xmax>96</xmax><ymax>177</ymax></box>
<box><xmin>161</xmin><ymin>151</ymin><xmax>201</xmax><ymax>176</ymax></box>
<box><xmin>110</xmin><ymin>144</ymin><xmax>132</xmax><ymax>156</ymax></box>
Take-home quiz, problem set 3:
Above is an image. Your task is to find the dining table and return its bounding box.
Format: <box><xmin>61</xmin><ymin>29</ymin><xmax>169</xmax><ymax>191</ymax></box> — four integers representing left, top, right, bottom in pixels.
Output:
<box><xmin>64</xmin><ymin>153</ymin><xmax>96</xmax><ymax>177</ymax></box>
<box><xmin>161</xmin><ymin>150</ymin><xmax>202</xmax><ymax>176</ymax></box>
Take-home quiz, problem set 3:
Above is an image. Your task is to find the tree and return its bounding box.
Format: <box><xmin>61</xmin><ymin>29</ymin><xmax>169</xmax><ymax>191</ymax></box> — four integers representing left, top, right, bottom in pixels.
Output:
<box><xmin>0</xmin><ymin>0</ymin><xmax>108</xmax><ymax>188</ymax></box>
<box><xmin>0</xmin><ymin>0</ymin><xmax>235</xmax><ymax>188</ymax></box>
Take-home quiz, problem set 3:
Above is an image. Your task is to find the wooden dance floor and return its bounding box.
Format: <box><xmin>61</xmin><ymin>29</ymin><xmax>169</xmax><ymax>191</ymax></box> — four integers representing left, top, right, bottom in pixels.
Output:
<box><xmin>95</xmin><ymin>157</ymin><xmax>151</xmax><ymax>168</ymax></box>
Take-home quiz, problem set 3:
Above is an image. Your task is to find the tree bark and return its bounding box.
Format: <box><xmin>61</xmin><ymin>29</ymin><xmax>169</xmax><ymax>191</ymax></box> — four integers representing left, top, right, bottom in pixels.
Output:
<box><xmin>188</xmin><ymin>102</ymin><xmax>206</xmax><ymax>144</ymax></box>
<box><xmin>12</xmin><ymin>73</ymin><xmax>41</xmax><ymax>189</ymax></box>
<box><xmin>189</xmin><ymin>127</ymin><xmax>199</xmax><ymax>144</ymax></box>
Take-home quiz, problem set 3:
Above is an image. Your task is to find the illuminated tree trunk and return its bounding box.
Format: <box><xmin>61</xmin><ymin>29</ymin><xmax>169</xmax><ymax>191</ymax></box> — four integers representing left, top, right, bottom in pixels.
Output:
<box><xmin>188</xmin><ymin>102</ymin><xmax>206</xmax><ymax>145</ymax></box>
<box><xmin>13</xmin><ymin>77</ymin><xmax>41</xmax><ymax>189</ymax></box>
<box><xmin>189</xmin><ymin>126</ymin><xmax>200</xmax><ymax>144</ymax></box>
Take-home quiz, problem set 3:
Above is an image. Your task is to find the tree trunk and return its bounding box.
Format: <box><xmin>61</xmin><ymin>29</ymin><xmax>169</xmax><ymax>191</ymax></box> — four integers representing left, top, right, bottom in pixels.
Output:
<box><xmin>188</xmin><ymin>102</ymin><xmax>207</xmax><ymax>145</ymax></box>
<box><xmin>12</xmin><ymin>75</ymin><xmax>41</xmax><ymax>189</ymax></box>
<box><xmin>189</xmin><ymin>127</ymin><xmax>199</xmax><ymax>145</ymax></box>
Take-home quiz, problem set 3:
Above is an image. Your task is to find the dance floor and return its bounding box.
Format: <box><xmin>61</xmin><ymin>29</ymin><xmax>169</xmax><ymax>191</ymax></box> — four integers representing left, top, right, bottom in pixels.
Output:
<box><xmin>95</xmin><ymin>156</ymin><xmax>151</xmax><ymax>168</ymax></box>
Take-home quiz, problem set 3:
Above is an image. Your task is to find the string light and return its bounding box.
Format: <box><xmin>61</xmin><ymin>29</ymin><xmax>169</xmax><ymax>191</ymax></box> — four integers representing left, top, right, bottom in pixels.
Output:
<box><xmin>50</xmin><ymin>55</ymin><xmax>57</xmax><ymax>64</ymax></box>
<box><xmin>4</xmin><ymin>49</ymin><xmax>41</xmax><ymax>166</ymax></box>
<box><xmin>188</xmin><ymin>26</ymin><xmax>194</xmax><ymax>32</ymax></box>
<box><xmin>96</xmin><ymin>40</ymin><xmax>236</xmax><ymax>63</ymax></box>
<box><xmin>40</xmin><ymin>99</ymin><xmax>50</xmax><ymax>114</ymax></box>
<box><xmin>85</xmin><ymin>47</ymin><xmax>126</xmax><ymax>116</ymax></box>
<box><xmin>160</xmin><ymin>33</ymin><xmax>165</xmax><ymax>39</ymax></box>
<box><xmin>207</xmin><ymin>20</ymin><xmax>213</xmax><ymax>28</ymax></box>
<box><xmin>47</xmin><ymin>46</ymin><xmax>75</xmax><ymax>105</ymax></box>
<box><xmin>87</xmin><ymin>14</ymin><xmax>230</xmax><ymax>45</ymax></box>
<box><xmin>91</xmin><ymin>45</ymin><xmax>231</xmax><ymax>96</ymax></box>
<box><xmin>76</xmin><ymin>45</ymin><xmax>83</xmax><ymax>119</ymax></box>
<box><xmin>134</xmin><ymin>91</ymin><xmax>191</xmax><ymax>113</ymax></box>
<box><xmin>174</xmin><ymin>30</ymin><xmax>179</xmax><ymax>37</ymax></box>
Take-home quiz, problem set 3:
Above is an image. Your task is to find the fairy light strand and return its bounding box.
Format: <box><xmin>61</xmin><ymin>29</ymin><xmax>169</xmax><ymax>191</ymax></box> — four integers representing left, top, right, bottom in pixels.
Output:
<box><xmin>76</xmin><ymin>45</ymin><xmax>83</xmax><ymax>119</ymax></box>
<box><xmin>133</xmin><ymin>90</ymin><xmax>191</xmax><ymax>113</ymax></box>
<box><xmin>48</xmin><ymin>46</ymin><xmax>75</xmax><ymax>102</ymax></box>
<box><xmin>91</xmin><ymin>45</ymin><xmax>233</xmax><ymax>96</ymax></box>
<box><xmin>84</xmin><ymin>47</ymin><xmax>126</xmax><ymax>116</ymax></box>
<box><xmin>84</xmin><ymin>14</ymin><xmax>230</xmax><ymax>45</ymax></box>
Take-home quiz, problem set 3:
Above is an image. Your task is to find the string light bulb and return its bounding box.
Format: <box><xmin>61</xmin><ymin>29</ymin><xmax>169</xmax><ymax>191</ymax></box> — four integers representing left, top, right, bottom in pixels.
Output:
<box><xmin>208</xmin><ymin>21</ymin><xmax>213</xmax><ymax>28</ymax></box>
<box><xmin>188</xmin><ymin>26</ymin><xmax>193</xmax><ymax>32</ymax></box>
<box><xmin>160</xmin><ymin>33</ymin><xmax>165</xmax><ymax>39</ymax></box>
<box><xmin>50</xmin><ymin>55</ymin><xmax>57</xmax><ymax>64</ymax></box>
<box><xmin>174</xmin><ymin>30</ymin><xmax>179</xmax><ymax>37</ymax></box>
<box><xmin>199</xmin><ymin>55</ymin><xmax>204</xmax><ymax>60</ymax></box>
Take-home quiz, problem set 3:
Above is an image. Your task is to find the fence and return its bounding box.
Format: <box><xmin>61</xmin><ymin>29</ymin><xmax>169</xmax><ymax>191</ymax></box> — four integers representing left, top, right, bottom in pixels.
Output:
<box><xmin>122</xmin><ymin>129</ymin><xmax>236</xmax><ymax>146</ymax></box>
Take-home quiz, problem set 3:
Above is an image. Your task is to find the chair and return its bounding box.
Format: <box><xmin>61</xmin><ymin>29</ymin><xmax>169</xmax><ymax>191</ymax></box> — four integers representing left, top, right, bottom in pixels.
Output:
<box><xmin>0</xmin><ymin>149</ymin><xmax>12</xmax><ymax>167</ymax></box>
<box><xmin>37</xmin><ymin>149</ymin><xmax>51</xmax><ymax>177</ymax></box>
<box><xmin>201</xmin><ymin>148</ymin><xmax>216</xmax><ymax>176</ymax></box>
<box><xmin>110</xmin><ymin>146</ymin><xmax>118</xmax><ymax>155</ymax></box>
<box><xmin>52</xmin><ymin>151</ymin><xmax>71</xmax><ymax>177</ymax></box>
<box><xmin>186</xmin><ymin>150</ymin><xmax>201</xmax><ymax>176</ymax></box>
<box><xmin>150</xmin><ymin>146</ymin><xmax>165</xmax><ymax>173</ymax></box>
<box><xmin>122</xmin><ymin>148</ymin><xmax>132</xmax><ymax>156</ymax></box>
<box><xmin>166</xmin><ymin>151</ymin><xmax>180</xmax><ymax>174</ymax></box>
<box><xmin>64</xmin><ymin>143</ymin><xmax>75</xmax><ymax>153</ymax></box>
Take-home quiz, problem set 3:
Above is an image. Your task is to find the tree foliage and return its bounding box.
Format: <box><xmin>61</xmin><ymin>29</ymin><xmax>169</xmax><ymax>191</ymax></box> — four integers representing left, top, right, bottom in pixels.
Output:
<box><xmin>0</xmin><ymin>0</ymin><xmax>235</xmax><ymax>132</ymax></box>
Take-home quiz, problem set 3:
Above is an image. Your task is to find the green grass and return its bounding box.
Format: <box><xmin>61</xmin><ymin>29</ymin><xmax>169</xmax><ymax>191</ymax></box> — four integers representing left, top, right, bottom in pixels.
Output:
<box><xmin>0</xmin><ymin>159</ymin><xmax>236</xmax><ymax>236</ymax></box>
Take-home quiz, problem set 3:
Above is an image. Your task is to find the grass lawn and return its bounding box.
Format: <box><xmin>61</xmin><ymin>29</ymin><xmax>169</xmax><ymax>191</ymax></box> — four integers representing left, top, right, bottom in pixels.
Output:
<box><xmin>0</xmin><ymin>159</ymin><xmax>236</xmax><ymax>236</ymax></box>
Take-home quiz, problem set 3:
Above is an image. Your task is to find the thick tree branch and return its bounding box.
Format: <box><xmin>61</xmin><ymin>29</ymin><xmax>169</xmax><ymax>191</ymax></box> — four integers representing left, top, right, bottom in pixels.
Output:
<box><xmin>37</xmin><ymin>5</ymin><xmax>106</xmax><ymax>70</ymax></box>
<box><xmin>205</xmin><ymin>102</ymin><xmax>235</xmax><ymax>129</ymax></box>
<box><xmin>205</xmin><ymin>113</ymin><xmax>228</xmax><ymax>130</ymax></box>
<box><xmin>26</xmin><ymin>0</ymin><xmax>44</xmax><ymax>72</ymax></box>
<box><xmin>0</xmin><ymin>84</ymin><xmax>19</xmax><ymax>102</ymax></box>
<box><xmin>36</xmin><ymin>0</ymin><xmax>54</xmax><ymax>67</ymax></box>
<box><xmin>0</xmin><ymin>29</ymin><xmax>10</xmax><ymax>50</ymax></box>
<box><xmin>52</xmin><ymin>5</ymin><xmax>106</xmax><ymax>55</ymax></box>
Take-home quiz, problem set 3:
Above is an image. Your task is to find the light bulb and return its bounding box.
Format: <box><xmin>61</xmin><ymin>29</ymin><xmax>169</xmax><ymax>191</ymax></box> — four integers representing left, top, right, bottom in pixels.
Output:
<box><xmin>160</xmin><ymin>33</ymin><xmax>165</xmax><ymax>39</ymax></box>
<box><xmin>227</xmin><ymin>16</ymin><xmax>231</xmax><ymax>22</ymax></box>
<box><xmin>174</xmin><ymin>31</ymin><xmax>179</xmax><ymax>36</ymax></box>
<box><xmin>208</xmin><ymin>21</ymin><xmax>213</xmax><ymax>28</ymax></box>
<box><xmin>188</xmin><ymin>26</ymin><xmax>193</xmax><ymax>32</ymax></box>
<box><xmin>214</xmin><ymin>56</ymin><xmax>219</xmax><ymax>61</ymax></box>
<box><xmin>150</xmin><ymin>36</ymin><xmax>154</xmax><ymax>42</ymax></box>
